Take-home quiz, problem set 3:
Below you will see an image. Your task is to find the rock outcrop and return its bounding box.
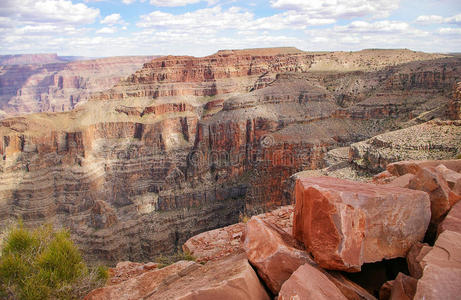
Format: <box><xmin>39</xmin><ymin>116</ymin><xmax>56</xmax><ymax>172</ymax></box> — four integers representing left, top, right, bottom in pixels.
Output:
<box><xmin>0</xmin><ymin>48</ymin><xmax>459</xmax><ymax>263</ymax></box>
<box><xmin>278</xmin><ymin>263</ymin><xmax>347</xmax><ymax>300</ymax></box>
<box><xmin>242</xmin><ymin>216</ymin><xmax>313</xmax><ymax>294</ymax></box>
<box><xmin>293</xmin><ymin>176</ymin><xmax>430</xmax><ymax>271</ymax></box>
<box><xmin>183</xmin><ymin>205</ymin><xmax>292</xmax><ymax>263</ymax></box>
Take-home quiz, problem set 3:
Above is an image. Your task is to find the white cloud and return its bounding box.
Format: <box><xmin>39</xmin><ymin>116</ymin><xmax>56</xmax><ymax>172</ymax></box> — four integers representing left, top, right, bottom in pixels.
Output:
<box><xmin>149</xmin><ymin>0</ymin><xmax>216</xmax><ymax>6</ymax></box>
<box><xmin>101</xmin><ymin>13</ymin><xmax>122</xmax><ymax>25</ymax></box>
<box><xmin>335</xmin><ymin>20</ymin><xmax>411</xmax><ymax>33</ymax></box>
<box><xmin>123</xmin><ymin>0</ymin><xmax>136</xmax><ymax>3</ymax></box>
<box><xmin>439</xmin><ymin>27</ymin><xmax>461</xmax><ymax>35</ymax></box>
<box><xmin>270</xmin><ymin>0</ymin><xmax>400</xmax><ymax>19</ymax></box>
<box><xmin>96</xmin><ymin>27</ymin><xmax>117</xmax><ymax>34</ymax></box>
<box><xmin>137</xmin><ymin>6</ymin><xmax>253</xmax><ymax>30</ymax></box>
<box><xmin>138</xmin><ymin>5</ymin><xmax>335</xmax><ymax>31</ymax></box>
<box><xmin>416</xmin><ymin>13</ymin><xmax>461</xmax><ymax>25</ymax></box>
<box><xmin>0</xmin><ymin>0</ymin><xmax>100</xmax><ymax>24</ymax></box>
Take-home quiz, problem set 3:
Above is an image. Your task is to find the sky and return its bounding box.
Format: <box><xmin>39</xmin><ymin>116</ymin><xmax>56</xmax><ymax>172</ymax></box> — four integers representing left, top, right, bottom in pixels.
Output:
<box><xmin>0</xmin><ymin>0</ymin><xmax>460</xmax><ymax>57</ymax></box>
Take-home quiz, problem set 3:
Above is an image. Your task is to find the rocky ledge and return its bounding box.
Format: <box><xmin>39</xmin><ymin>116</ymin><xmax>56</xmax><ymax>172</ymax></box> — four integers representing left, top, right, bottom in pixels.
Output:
<box><xmin>85</xmin><ymin>159</ymin><xmax>461</xmax><ymax>299</ymax></box>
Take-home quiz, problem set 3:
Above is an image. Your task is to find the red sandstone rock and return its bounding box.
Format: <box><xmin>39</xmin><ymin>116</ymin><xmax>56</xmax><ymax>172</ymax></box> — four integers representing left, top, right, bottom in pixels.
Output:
<box><xmin>242</xmin><ymin>216</ymin><xmax>313</xmax><ymax>294</ymax></box>
<box><xmin>379</xmin><ymin>280</ymin><xmax>394</xmax><ymax>300</ymax></box>
<box><xmin>388</xmin><ymin>273</ymin><xmax>417</xmax><ymax>300</ymax></box>
<box><xmin>372</xmin><ymin>170</ymin><xmax>395</xmax><ymax>184</ymax></box>
<box><xmin>278</xmin><ymin>263</ymin><xmax>347</xmax><ymax>300</ymax></box>
<box><xmin>414</xmin><ymin>230</ymin><xmax>461</xmax><ymax>299</ymax></box>
<box><xmin>325</xmin><ymin>271</ymin><xmax>376</xmax><ymax>300</ymax></box>
<box><xmin>385</xmin><ymin>173</ymin><xmax>414</xmax><ymax>188</ymax></box>
<box><xmin>144</xmin><ymin>254</ymin><xmax>270</xmax><ymax>300</ymax></box>
<box><xmin>107</xmin><ymin>261</ymin><xmax>158</xmax><ymax>285</ymax></box>
<box><xmin>294</xmin><ymin>176</ymin><xmax>431</xmax><ymax>271</ymax></box>
<box><xmin>183</xmin><ymin>222</ymin><xmax>246</xmax><ymax>263</ymax></box>
<box><xmin>436</xmin><ymin>164</ymin><xmax>461</xmax><ymax>195</ymax></box>
<box><xmin>386</xmin><ymin>160</ymin><xmax>461</xmax><ymax>176</ymax></box>
<box><xmin>406</xmin><ymin>242</ymin><xmax>432</xmax><ymax>279</ymax></box>
<box><xmin>183</xmin><ymin>205</ymin><xmax>293</xmax><ymax>263</ymax></box>
<box><xmin>408</xmin><ymin>165</ymin><xmax>461</xmax><ymax>224</ymax></box>
<box><xmin>85</xmin><ymin>260</ymin><xmax>198</xmax><ymax>300</ymax></box>
<box><xmin>438</xmin><ymin>200</ymin><xmax>461</xmax><ymax>235</ymax></box>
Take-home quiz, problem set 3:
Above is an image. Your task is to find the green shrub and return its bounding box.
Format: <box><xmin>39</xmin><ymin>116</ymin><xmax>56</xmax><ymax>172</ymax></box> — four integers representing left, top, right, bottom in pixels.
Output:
<box><xmin>456</xmin><ymin>153</ymin><xmax>461</xmax><ymax>159</ymax></box>
<box><xmin>0</xmin><ymin>222</ymin><xmax>106</xmax><ymax>300</ymax></box>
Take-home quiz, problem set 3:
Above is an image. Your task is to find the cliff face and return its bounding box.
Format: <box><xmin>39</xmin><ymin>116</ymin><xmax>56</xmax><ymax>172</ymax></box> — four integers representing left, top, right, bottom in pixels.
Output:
<box><xmin>0</xmin><ymin>48</ymin><xmax>459</xmax><ymax>263</ymax></box>
<box><xmin>0</xmin><ymin>56</ymin><xmax>157</xmax><ymax>118</ymax></box>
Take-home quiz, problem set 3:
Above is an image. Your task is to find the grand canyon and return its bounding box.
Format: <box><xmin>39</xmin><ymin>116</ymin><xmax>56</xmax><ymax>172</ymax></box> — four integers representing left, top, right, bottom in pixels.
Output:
<box><xmin>0</xmin><ymin>47</ymin><xmax>460</xmax><ymax>299</ymax></box>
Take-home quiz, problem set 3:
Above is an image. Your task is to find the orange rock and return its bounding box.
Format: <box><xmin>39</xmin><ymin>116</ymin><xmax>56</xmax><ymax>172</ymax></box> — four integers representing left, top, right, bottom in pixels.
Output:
<box><xmin>325</xmin><ymin>271</ymin><xmax>376</xmax><ymax>300</ymax></box>
<box><xmin>438</xmin><ymin>200</ymin><xmax>461</xmax><ymax>235</ymax></box>
<box><xmin>388</xmin><ymin>273</ymin><xmax>417</xmax><ymax>300</ymax></box>
<box><xmin>386</xmin><ymin>160</ymin><xmax>461</xmax><ymax>176</ymax></box>
<box><xmin>406</xmin><ymin>242</ymin><xmax>432</xmax><ymax>279</ymax></box>
<box><xmin>408</xmin><ymin>165</ymin><xmax>461</xmax><ymax>224</ymax></box>
<box><xmin>379</xmin><ymin>280</ymin><xmax>394</xmax><ymax>300</ymax></box>
<box><xmin>278</xmin><ymin>263</ymin><xmax>347</xmax><ymax>300</ymax></box>
<box><xmin>385</xmin><ymin>173</ymin><xmax>414</xmax><ymax>188</ymax></box>
<box><xmin>144</xmin><ymin>254</ymin><xmax>270</xmax><ymax>300</ymax></box>
<box><xmin>414</xmin><ymin>230</ymin><xmax>461</xmax><ymax>299</ymax></box>
<box><xmin>183</xmin><ymin>205</ymin><xmax>293</xmax><ymax>263</ymax></box>
<box><xmin>242</xmin><ymin>216</ymin><xmax>313</xmax><ymax>294</ymax></box>
<box><xmin>85</xmin><ymin>260</ymin><xmax>199</xmax><ymax>300</ymax></box>
<box><xmin>294</xmin><ymin>176</ymin><xmax>431</xmax><ymax>271</ymax></box>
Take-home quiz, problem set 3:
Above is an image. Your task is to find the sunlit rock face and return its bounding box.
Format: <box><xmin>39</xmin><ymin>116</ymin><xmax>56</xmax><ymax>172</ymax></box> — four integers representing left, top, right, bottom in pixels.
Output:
<box><xmin>0</xmin><ymin>48</ymin><xmax>460</xmax><ymax>263</ymax></box>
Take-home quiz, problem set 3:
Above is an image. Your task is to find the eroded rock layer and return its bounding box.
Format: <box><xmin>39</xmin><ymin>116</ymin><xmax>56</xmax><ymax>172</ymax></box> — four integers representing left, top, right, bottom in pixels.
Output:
<box><xmin>0</xmin><ymin>48</ymin><xmax>460</xmax><ymax>263</ymax></box>
<box><xmin>0</xmin><ymin>56</ymin><xmax>157</xmax><ymax>118</ymax></box>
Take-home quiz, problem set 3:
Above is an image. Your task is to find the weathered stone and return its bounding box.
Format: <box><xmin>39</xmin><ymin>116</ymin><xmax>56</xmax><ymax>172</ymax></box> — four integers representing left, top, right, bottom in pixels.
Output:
<box><xmin>414</xmin><ymin>230</ymin><xmax>461</xmax><ymax>299</ymax></box>
<box><xmin>389</xmin><ymin>273</ymin><xmax>417</xmax><ymax>300</ymax></box>
<box><xmin>294</xmin><ymin>176</ymin><xmax>431</xmax><ymax>271</ymax></box>
<box><xmin>107</xmin><ymin>261</ymin><xmax>158</xmax><ymax>285</ymax></box>
<box><xmin>242</xmin><ymin>216</ymin><xmax>313</xmax><ymax>294</ymax></box>
<box><xmin>183</xmin><ymin>205</ymin><xmax>293</xmax><ymax>263</ymax></box>
<box><xmin>379</xmin><ymin>280</ymin><xmax>394</xmax><ymax>300</ymax></box>
<box><xmin>90</xmin><ymin>200</ymin><xmax>118</xmax><ymax>230</ymax></box>
<box><xmin>408</xmin><ymin>165</ymin><xmax>461</xmax><ymax>224</ymax></box>
<box><xmin>438</xmin><ymin>200</ymin><xmax>461</xmax><ymax>235</ymax></box>
<box><xmin>406</xmin><ymin>242</ymin><xmax>431</xmax><ymax>279</ymax></box>
<box><xmin>435</xmin><ymin>164</ymin><xmax>461</xmax><ymax>195</ymax></box>
<box><xmin>84</xmin><ymin>260</ymin><xmax>199</xmax><ymax>300</ymax></box>
<box><xmin>144</xmin><ymin>254</ymin><xmax>270</xmax><ymax>300</ymax></box>
<box><xmin>387</xmin><ymin>160</ymin><xmax>461</xmax><ymax>177</ymax></box>
<box><xmin>326</xmin><ymin>271</ymin><xmax>376</xmax><ymax>300</ymax></box>
<box><xmin>385</xmin><ymin>173</ymin><xmax>414</xmax><ymax>188</ymax></box>
<box><xmin>278</xmin><ymin>263</ymin><xmax>347</xmax><ymax>300</ymax></box>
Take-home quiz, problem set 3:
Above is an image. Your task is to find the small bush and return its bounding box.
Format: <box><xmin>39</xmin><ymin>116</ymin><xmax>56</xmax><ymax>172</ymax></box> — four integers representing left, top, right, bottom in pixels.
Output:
<box><xmin>0</xmin><ymin>222</ymin><xmax>106</xmax><ymax>300</ymax></box>
<box><xmin>456</xmin><ymin>153</ymin><xmax>461</xmax><ymax>159</ymax></box>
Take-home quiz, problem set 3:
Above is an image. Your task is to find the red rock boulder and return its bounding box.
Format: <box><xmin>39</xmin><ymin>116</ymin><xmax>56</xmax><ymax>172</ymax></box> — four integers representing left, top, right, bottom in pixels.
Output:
<box><xmin>408</xmin><ymin>165</ymin><xmax>461</xmax><ymax>224</ymax></box>
<box><xmin>183</xmin><ymin>205</ymin><xmax>293</xmax><ymax>263</ymax></box>
<box><xmin>85</xmin><ymin>260</ymin><xmax>199</xmax><ymax>300</ymax></box>
<box><xmin>242</xmin><ymin>216</ymin><xmax>313</xmax><ymax>294</ymax></box>
<box><xmin>294</xmin><ymin>176</ymin><xmax>431</xmax><ymax>271</ymax></box>
<box><xmin>278</xmin><ymin>263</ymin><xmax>347</xmax><ymax>300</ymax></box>
<box><xmin>414</xmin><ymin>230</ymin><xmax>461</xmax><ymax>299</ymax></box>
<box><xmin>438</xmin><ymin>200</ymin><xmax>461</xmax><ymax>235</ymax></box>
<box><xmin>144</xmin><ymin>254</ymin><xmax>270</xmax><ymax>299</ymax></box>
<box><xmin>406</xmin><ymin>242</ymin><xmax>431</xmax><ymax>279</ymax></box>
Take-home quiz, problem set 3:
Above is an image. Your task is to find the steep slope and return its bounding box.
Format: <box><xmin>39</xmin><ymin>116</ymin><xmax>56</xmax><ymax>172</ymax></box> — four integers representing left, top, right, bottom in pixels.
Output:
<box><xmin>0</xmin><ymin>56</ymin><xmax>157</xmax><ymax>118</ymax></box>
<box><xmin>0</xmin><ymin>48</ymin><xmax>459</xmax><ymax>263</ymax></box>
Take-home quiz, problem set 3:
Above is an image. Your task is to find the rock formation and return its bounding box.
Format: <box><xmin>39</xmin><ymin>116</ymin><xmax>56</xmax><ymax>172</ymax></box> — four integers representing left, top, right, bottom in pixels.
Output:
<box><xmin>293</xmin><ymin>176</ymin><xmax>430</xmax><ymax>271</ymax></box>
<box><xmin>0</xmin><ymin>48</ymin><xmax>460</xmax><ymax>264</ymax></box>
<box><xmin>0</xmin><ymin>55</ymin><xmax>157</xmax><ymax>118</ymax></box>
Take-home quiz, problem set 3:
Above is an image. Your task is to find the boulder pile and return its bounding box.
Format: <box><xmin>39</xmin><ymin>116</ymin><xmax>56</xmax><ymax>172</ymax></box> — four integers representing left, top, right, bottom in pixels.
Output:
<box><xmin>85</xmin><ymin>159</ymin><xmax>461</xmax><ymax>299</ymax></box>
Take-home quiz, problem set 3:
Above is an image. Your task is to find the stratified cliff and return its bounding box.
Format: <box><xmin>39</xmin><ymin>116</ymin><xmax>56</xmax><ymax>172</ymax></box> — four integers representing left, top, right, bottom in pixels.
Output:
<box><xmin>0</xmin><ymin>56</ymin><xmax>157</xmax><ymax>118</ymax></box>
<box><xmin>0</xmin><ymin>48</ymin><xmax>459</xmax><ymax>264</ymax></box>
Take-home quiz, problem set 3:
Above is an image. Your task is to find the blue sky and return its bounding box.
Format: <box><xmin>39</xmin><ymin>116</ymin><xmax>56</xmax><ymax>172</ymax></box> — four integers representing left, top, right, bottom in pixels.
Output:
<box><xmin>0</xmin><ymin>0</ymin><xmax>460</xmax><ymax>57</ymax></box>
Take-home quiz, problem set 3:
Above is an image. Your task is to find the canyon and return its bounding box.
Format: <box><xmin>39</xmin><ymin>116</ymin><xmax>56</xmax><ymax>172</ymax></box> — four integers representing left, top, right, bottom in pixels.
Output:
<box><xmin>0</xmin><ymin>47</ymin><xmax>460</xmax><ymax>265</ymax></box>
<box><xmin>0</xmin><ymin>54</ymin><xmax>157</xmax><ymax>118</ymax></box>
